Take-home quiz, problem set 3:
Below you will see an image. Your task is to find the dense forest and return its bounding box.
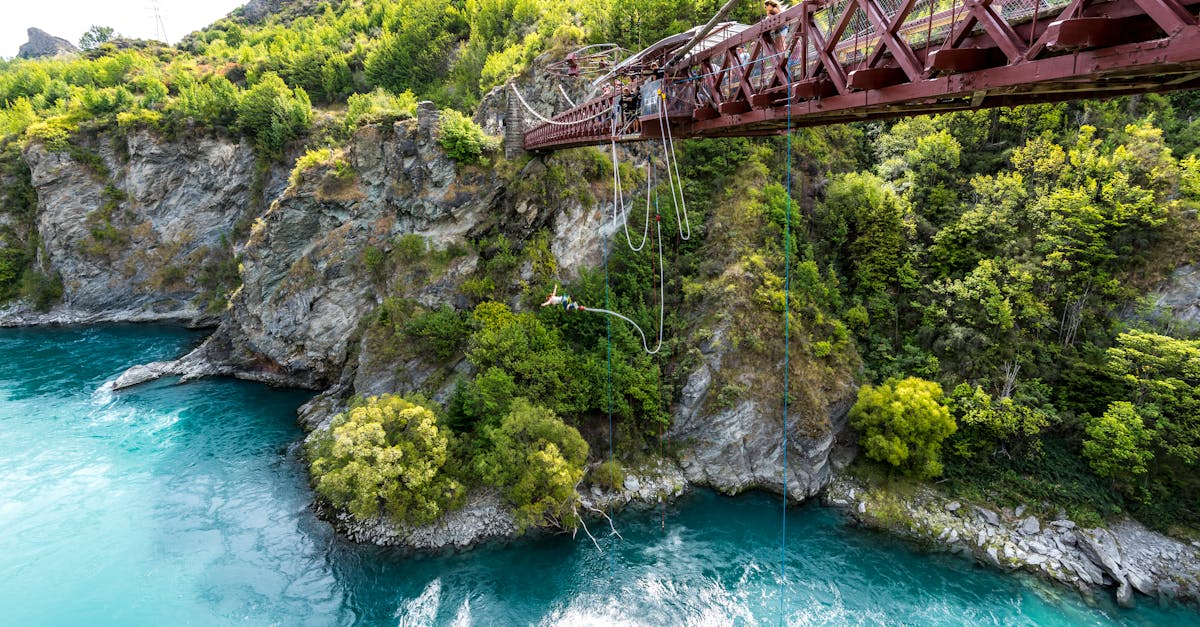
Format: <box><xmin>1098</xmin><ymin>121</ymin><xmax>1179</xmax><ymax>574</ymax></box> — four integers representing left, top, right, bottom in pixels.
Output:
<box><xmin>1</xmin><ymin>0</ymin><xmax>1199</xmax><ymax>535</ymax></box>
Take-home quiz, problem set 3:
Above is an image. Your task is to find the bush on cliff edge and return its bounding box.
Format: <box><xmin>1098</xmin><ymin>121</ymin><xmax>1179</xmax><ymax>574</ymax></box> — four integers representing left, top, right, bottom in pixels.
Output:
<box><xmin>307</xmin><ymin>394</ymin><xmax>465</xmax><ymax>526</ymax></box>
<box><xmin>851</xmin><ymin>377</ymin><xmax>956</xmax><ymax>479</ymax></box>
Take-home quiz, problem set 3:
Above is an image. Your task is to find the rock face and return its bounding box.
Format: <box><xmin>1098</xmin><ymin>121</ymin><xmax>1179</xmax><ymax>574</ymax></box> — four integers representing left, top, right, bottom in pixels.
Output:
<box><xmin>18</xmin><ymin>28</ymin><xmax>79</xmax><ymax>59</ymax></box>
<box><xmin>1</xmin><ymin>129</ymin><xmax>273</xmax><ymax>327</ymax></box>
<box><xmin>826</xmin><ymin>477</ymin><xmax>1200</xmax><ymax>607</ymax></box>
<box><xmin>1154</xmin><ymin>264</ymin><xmax>1200</xmax><ymax>326</ymax></box>
<box><xmin>185</xmin><ymin>115</ymin><xmax>505</xmax><ymax>389</ymax></box>
<box><xmin>329</xmin><ymin>489</ymin><xmax>517</xmax><ymax>549</ymax></box>
<box><xmin>674</xmin><ymin>381</ymin><xmax>853</xmax><ymax>500</ymax></box>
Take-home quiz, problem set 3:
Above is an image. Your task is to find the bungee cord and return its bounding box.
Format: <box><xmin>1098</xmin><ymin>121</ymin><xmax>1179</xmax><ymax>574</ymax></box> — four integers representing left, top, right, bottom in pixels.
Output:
<box><xmin>557</xmin><ymin>83</ymin><xmax>577</xmax><ymax>108</ymax></box>
<box><xmin>611</xmin><ymin>103</ymin><xmax>652</xmax><ymax>252</ymax></box>
<box><xmin>509</xmin><ymin>84</ymin><xmax>614</xmax><ymax>126</ymax></box>
<box><xmin>656</xmin><ymin>92</ymin><xmax>691</xmax><ymax>241</ymax></box>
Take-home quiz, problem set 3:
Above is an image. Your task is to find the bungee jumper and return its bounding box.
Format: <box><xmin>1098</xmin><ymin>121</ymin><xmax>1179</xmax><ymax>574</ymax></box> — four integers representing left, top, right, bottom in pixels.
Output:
<box><xmin>541</xmin><ymin>284</ymin><xmax>583</xmax><ymax>312</ymax></box>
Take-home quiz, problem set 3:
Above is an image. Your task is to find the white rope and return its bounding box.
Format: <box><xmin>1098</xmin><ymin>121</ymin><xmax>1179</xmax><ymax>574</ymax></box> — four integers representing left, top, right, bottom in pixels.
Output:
<box><xmin>655</xmin><ymin>93</ymin><xmax>691</xmax><ymax>241</ymax></box>
<box><xmin>510</xmin><ymin>84</ymin><xmax>613</xmax><ymax>126</ymax></box>
<box><xmin>579</xmin><ymin>112</ymin><xmax>665</xmax><ymax>355</ymax></box>
<box><xmin>611</xmin><ymin>105</ymin><xmax>651</xmax><ymax>252</ymax></box>
<box><xmin>558</xmin><ymin>84</ymin><xmax>577</xmax><ymax>108</ymax></box>
<box><xmin>587</xmin><ymin>172</ymin><xmax>665</xmax><ymax>355</ymax></box>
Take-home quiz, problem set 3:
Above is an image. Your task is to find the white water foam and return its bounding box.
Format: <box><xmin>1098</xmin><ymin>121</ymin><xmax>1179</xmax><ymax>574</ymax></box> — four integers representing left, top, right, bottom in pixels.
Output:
<box><xmin>396</xmin><ymin>578</ymin><xmax>442</xmax><ymax>627</ymax></box>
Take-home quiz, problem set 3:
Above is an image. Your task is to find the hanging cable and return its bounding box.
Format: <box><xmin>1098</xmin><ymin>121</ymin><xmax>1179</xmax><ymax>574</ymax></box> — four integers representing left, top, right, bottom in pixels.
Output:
<box><xmin>557</xmin><ymin>83</ymin><xmax>577</xmax><ymax>108</ymax></box>
<box><xmin>655</xmin><ymin>92</ymin><xmax>692</xmax><ymax>241</ymax></box>
<box><xmin>611</xmin><ymin>104</ymin><xmax>652</xmax><ymax>252</ymax></box>
<box><xmin>604</xmin><ymin>166</ymin><xmax>617</xmax><ymax>574</ymax></box>
<box><xmin>779</xmin><ymin>56</ymin><xmax>794</xmax><ymax>625</ymax></box>
<box><xmin>579</xmin><ymin>186</ymin><xmax>665</xmax><ymax>355</ymax></box>
<box><xmin>510</xmin><ymin>84</ymin><xmax>614</xmax><ymax>126</ymax></box>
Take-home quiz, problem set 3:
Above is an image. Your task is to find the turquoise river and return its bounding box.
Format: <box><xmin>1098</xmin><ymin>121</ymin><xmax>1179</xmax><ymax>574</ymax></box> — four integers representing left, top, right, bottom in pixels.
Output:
<box><xmin>2</xmin><ymin>325</ymin><xmax>1199</xmax><ymax>625</ymax></box>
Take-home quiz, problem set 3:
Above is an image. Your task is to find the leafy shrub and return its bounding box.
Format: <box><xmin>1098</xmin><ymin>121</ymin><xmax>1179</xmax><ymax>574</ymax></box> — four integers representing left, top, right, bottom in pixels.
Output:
<box><xmin>0</xmin><ymin>244</ymin><xmax>29</xmax><ymax>301</ymax></box>
<box><xmin>438</xmin><ymin>109</ymin><xmax>497</xmax><ymax>165</ymax></box>
<box><xmin>167</xmin><ymin>75</ymin><xmax>239</xmax><ymax>128</ymax></box>
<box><xmin>115</xmin><ymin>109</ymin><xmax>162</xmax><ymax>129</ymax></box>
<box><xmin>946</xmin><ymin>384</ymin><xmax>1052</xmax><ymax>460</ymax></box>
<box><xmin>466</xmin><ymin>301</ymin><xmax>588</xmax><ymax>418</ymax></box>
<box><xmin>289</xmin><ymin>147</ymin><xmax>352</xmax><ymax>186</ymax></box>
<box><xmin>474</xmin><ymin>399</ymin><xmax>588</xmax><ymax>530</ymax></box>
<box><xmin>307</xmin><ymin>394</ymin><xmax>465</xmax><ymax>525</ymax></box>
<box><xmin>19</xmin><ymin>268</ymin><xmax>63</xmax><ymax>311</ymax></box>
<box><xmin>403</xmin><ymin>305</ymin><xmax>469</xmax><ymax>360</ymax></box>
<box><xmin>850</xmin><ymin>377</ymin><xmax>956</xmax><ymax>478</ymax></box>
<box><xmin>590</xmin><ymin>459</ymin><xmax>625</xmax><ymax>491</ymax></box>
<box><xmin>362</xmin><ymin>245</ymin><xmax>386</xmax><ymax>281</ymax></box>
<box><xmin>235</xmin><ymin>73</ymin><xmax>312</xmax><ymax>157</ymax></box>
<box><xmin>25</xmin><ymin>120</ymin><xmax>73</xmax><ymax>151</ymax></box>
<box><xmin>1083</xmin><ymin>401</ymin><xmax>1153</xmax><ymax>485</ymax></box>
<box><xmin>363</xmin><ymin>0</ymin><xmax>466</xmax><ymax>96</ymax></box>
<box><xmin>446</xmin><ymin>367</ymin><xmax>518</xmax><ymax>432</ymax></box>
<box><xmin>345</xmin><ymin>88</ymin><xmax>417</xmax><ymax>130</ymax></box>
<box><xmin>0</xmin><ymin>98</ymin><xmax>38</xmax><ymax>139</ymax></box>
<box><xmin>395</xmin><ymin>233</ymin><xmax>426</xmax><ymax>261</ymax></box>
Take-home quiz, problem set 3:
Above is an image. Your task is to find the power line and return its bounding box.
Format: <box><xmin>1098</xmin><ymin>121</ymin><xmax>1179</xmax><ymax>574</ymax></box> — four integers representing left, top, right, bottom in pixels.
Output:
<box><xmin>147</xmin><ymin>0</ymin><xmax>169</xmax><ymax>43</ymax></box>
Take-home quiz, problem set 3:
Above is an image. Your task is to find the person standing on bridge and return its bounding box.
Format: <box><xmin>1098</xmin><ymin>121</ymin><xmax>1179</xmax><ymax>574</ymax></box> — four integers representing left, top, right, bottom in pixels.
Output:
<box><xmin>762</xmin><ymin>0</ymin><xmax>791</xmax><ymax>75</ymax></box>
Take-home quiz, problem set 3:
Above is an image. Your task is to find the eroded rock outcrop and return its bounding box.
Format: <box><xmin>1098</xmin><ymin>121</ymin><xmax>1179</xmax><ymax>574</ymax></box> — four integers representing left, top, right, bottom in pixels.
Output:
<box><xmin>827</xmin><ymin>477</ymin><xmax>1200</xmax><ymax>607</ymax></box>
<box><xmin>1154</xmin><ymin>264</ymin><xmax>1200</xmax><ymax>327</ymax></box>
<box><xmin>17</xmin><ymin>28</ymin><xmax>78</xmax><ymax>59</ymax></box>
<box><xmin>1</xmin><ymin>129</ymin><xmax>277</xmax><ymax>327</ymax></box>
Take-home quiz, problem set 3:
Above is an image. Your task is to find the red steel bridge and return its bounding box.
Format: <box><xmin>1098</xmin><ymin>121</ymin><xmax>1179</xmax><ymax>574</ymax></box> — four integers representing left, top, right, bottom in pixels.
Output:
<box><xmin>522</xmin><ymin>0</ymin><xmax>1200</xmax><ymax>151</ymax></box>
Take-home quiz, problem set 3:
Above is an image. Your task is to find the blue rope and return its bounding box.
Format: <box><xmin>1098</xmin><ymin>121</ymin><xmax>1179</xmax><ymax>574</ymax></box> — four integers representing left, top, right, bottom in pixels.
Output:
<box><xmin>605</xmin><ymin>193</ymin><xmax>616</xmax><ymax>575</ymax></box>
<box><xmin>780</xmin><ymin>57</ymin><xmax>793</xmax><ymax>625</ymax></box>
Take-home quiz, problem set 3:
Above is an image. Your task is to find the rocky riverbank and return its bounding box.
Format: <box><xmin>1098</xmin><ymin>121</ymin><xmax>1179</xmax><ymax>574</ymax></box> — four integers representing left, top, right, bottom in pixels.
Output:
<box><xmin>824</xmin><ymin>475</ymin><xmax>1200</xmax><ymax>608</ymax></box>
<box><xmin>318</xmin><ymin>457</ymin><xmax>689</xmax><ymax>550</ymax></box>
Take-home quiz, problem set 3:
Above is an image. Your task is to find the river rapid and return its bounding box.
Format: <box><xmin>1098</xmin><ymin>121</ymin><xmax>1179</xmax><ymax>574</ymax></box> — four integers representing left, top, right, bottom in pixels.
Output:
<box><xmin>1</xmin><ymin>325</ymin><xmax>1197</xmax><ymax>625</ymax></box>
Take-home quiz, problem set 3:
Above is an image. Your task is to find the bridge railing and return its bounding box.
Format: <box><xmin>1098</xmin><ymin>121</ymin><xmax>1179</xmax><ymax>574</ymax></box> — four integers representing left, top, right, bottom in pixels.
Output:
<box><xmin>525</xmin><ymin>0</ymin><xmax>1200</xmax><ymax>150</ymax></box>
<box><xmin>521</xmin><ymin>93</ymin><xmax>626</xmax><ymax>151</ymax></box>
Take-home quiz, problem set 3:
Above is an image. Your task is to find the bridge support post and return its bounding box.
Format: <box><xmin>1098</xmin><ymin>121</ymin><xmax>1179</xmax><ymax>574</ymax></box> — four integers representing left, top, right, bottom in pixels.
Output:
<box><xmin>504</xmin><ymin>86</ymin><xmax>526</xmax><ymax>160</ymax></box>
<box><xmin>416</xmin><ymin>101</ymin><xmax>439</xmax><ymax>142</ymax></box>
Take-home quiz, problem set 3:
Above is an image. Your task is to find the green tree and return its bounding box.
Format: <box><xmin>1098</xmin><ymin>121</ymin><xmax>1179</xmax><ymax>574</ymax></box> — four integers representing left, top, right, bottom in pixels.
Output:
<box><xmin>1083</xmin><ymin>401</ymin><xmax>1153</xmax><ymax>486</ymax></box>
<box><xmin>166</xmin><ymin>75</ymin><xmax>240</xmax><ymax>127</ymax></box>
<box><xmin>474</xmin><ymin>399</ymin><xmax>588</xmax><ymax>530</ymax></box>
<box><xmin>1104</xmin><ymin>330</ymin><xmax>1200</xmax><ymax>466</ymax></box>
<box><xmin>345</xmin><ymin>88</ymin><xmax>417</xmax><ymax>130</ymax></box>
<box><xmin>447</xmin><ymin>366</ymin><xmax>518</xmax><ymax>432</ymax></box>
<box><xmin>364</xmin><ymin>0</ymin><xmax>466</xmax><ymax>97</ymax></box>
<box><xmin>438</xmin><ymin>109</ymin><xmax>497</xmax><ymax>164</ymax></box>
<box><xmin>946</xmin><ymin>383</ymin><xmax>1051</xmax><ymax>460</ymax></box>
<box><xmin>850</xmin><ymin>377</ymin><xmax>956</xmax><ymax>478</ymax></box>
<box><xmin>307</xmin><ymin>394</ymin><xmax>465</xmax><ymax>525</ymax></box>
<box><xmin>466</xmin><ymin>301</ymin><xmax>588</xmax><ymax>417</ymax></box>
<box><xmin>821</xmin><ymin>171</ymin><xmax>909</xmax><ymax>371</ymax></box>
<box><xmin>79</xmin><ymin>25</ymin><xmax>115</xmax><ymax>51</ymax></box>
<box><xmin>235</xmin><ymin>73</ymin><xmax>312</xmax><ymax>157</ymax></box>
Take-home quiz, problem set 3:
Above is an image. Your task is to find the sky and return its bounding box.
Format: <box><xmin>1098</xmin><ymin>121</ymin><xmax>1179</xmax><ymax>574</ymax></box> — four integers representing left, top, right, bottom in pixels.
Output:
<box><xmin>2</xmin><ymin>0</ymin><xmax>247</xmax><ymax>59</ymax></box>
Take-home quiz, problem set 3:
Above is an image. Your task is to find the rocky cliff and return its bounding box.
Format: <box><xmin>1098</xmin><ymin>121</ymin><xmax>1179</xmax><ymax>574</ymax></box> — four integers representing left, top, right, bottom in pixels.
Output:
<box><xmin>827</xmin><ymin>477</ymin><xmax>1200</xmax><ymax>608</ymax></box>
<box><xmin>1</xmin><ymin>129</ymin><xmax>282</xmax><ymax>326</ymax></box>
<box><xmin>17</xmin><ymin>28</ymin><xmax>79</xmax><ymax>59</ymax></box>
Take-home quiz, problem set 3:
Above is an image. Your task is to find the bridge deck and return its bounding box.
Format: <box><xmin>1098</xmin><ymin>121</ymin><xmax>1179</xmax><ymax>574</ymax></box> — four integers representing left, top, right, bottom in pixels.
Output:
<box><xmin>524</xmin><ymin>0</ymin><xmax>1200</xmax><ymax>150</ymax></box>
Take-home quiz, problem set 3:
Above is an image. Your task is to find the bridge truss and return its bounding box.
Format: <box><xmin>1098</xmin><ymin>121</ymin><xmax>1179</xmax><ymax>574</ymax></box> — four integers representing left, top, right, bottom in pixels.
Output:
<box><xmin>523</xmin><ymin>0</ymin><xmax>1200</xmax><ymax>150</ymax></box>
